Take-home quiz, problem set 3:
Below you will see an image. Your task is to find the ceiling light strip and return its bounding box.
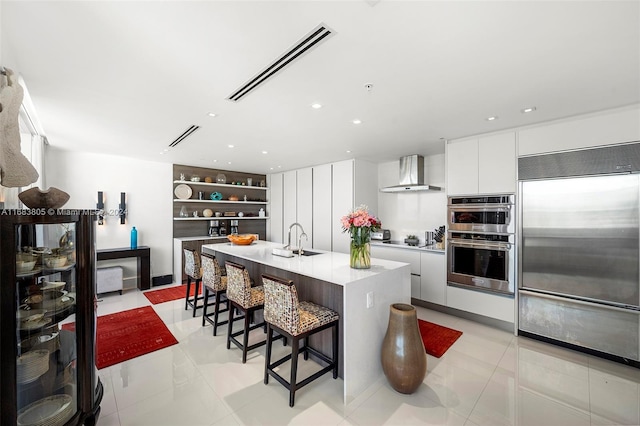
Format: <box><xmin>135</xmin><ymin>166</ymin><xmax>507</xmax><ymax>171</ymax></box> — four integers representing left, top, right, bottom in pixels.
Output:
<box><xmin>227</xmin><ymin>23</ymin><xmax>334</xmax><ymax>102</ymax></box>
<box><xmin>168</xmin><ymin>125</ymin><xmax>200</xmax><ymax>147</ymax></box>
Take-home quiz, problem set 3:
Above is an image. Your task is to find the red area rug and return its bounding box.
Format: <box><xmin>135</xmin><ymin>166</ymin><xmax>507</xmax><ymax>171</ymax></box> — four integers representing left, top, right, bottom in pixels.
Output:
<box><xmin>418</xmin><ymin>319</ymin><xmax>463</xmax><ymax>358</ymax></box>
<box><xmin>143</xmin><ymin>284</ymin><xmax>200</xmax><ymax>305</ymax></box>
<box><xmin>63</xmin><ymin>306</ymin><xmax>178</xmax><ymax>369</ymax></box>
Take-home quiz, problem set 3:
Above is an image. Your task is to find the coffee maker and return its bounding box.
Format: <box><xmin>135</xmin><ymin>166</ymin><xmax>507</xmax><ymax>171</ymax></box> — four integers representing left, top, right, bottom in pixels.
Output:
<box><xmin>208</xmin><ymin>220</ymin><xmax>220</xmax><ymax>237</ymax></box>
<box><xmin>230</xmin><ymin>219</ymin><xmax>239</xmax><ymax>235</ymax></box>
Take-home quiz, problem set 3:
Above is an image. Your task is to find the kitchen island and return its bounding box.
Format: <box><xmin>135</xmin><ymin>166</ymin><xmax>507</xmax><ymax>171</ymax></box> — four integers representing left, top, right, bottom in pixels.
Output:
<box><xmin>202</xmin><ymin>240</ymin><xmax>410</xmax><ymax>404</ymax></box>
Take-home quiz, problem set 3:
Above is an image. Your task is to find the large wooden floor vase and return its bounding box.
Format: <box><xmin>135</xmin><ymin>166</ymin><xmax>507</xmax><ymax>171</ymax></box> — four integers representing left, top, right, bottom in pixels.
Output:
<box><xmin>381</xmin><ymin>303</ymin><xmax>427</xmax><ymax>394</ymax></box>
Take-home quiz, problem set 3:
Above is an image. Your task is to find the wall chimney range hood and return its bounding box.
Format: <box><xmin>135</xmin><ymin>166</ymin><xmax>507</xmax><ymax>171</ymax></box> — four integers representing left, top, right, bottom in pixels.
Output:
<box><xmin>380</xmin><ymin>154</ymin><xmax>442</xmax><ymax>192</ymax></box>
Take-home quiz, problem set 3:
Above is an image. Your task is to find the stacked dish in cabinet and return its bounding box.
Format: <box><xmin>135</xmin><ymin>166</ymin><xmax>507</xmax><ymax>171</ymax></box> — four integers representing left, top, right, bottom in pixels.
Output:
<box><xmin>1</xmin><ymin>212</ymin><xmax>102</xmax><ymax>426</ymax></box>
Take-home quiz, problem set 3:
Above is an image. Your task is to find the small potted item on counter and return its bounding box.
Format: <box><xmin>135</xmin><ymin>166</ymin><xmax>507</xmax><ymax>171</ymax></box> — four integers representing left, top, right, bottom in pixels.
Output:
<box><xmin>404</xmin><ymin>235</ymin><xmax>419</xmax><ymax>246</ymax></box>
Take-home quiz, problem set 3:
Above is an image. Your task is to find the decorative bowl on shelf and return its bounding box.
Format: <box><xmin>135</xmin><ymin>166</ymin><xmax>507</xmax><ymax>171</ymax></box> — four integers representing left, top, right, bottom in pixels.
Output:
<box><xmin>228</xmin><ymin>195</ymin><xmax>239</xmax><ymax>201</ymax></box>
<box><xmin>203</xmin><ymin>209</ymin><xmax>213</xmax><ymax>217</ymax></box>
<box><xmin>44</xmin><ymin>256</ymin><xmax>67</xmax><ymax>268</ymax></box>
<box><xmin>210</xmin><ymin>192</ymin><xmax>222</xmax><ymax>200</ymax></box>
<box><xmin>16</xmin><ymin>260</ymin><xmax>36</xmax><ymax>273</ymax></box>
<box><xmin>204</xmin><ymin>176</ymin><xmax>213</xmax><ymax>183</ymax></box>
<box><xmin>190</xmin><ymin>176</ymin><xmax>201</xmax><ymax>182</ymax></box>
<box><xmin>227</xmin><ymin>234</ymin><xmax>256</xmax><ymax>245</ymax></box>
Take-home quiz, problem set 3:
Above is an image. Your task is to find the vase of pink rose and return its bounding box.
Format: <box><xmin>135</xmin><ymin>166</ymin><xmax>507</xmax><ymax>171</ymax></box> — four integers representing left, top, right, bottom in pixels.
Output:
<box><xmin>341</xmin><ymin>205</ymin><xmax>381</xmax><ymax>269</ymax></box>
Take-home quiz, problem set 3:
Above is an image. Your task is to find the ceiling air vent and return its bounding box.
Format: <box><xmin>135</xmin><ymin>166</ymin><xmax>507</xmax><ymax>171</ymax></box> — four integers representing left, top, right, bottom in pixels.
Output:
<box><xmin>168</xmin><ymin>125</ymin><xmax>200</xmax><ymax>148</ymax></box>
<box><xmin>227</xmin><ymin>23</ymin><xmax>335</xmax><ymax>102</ymax></box>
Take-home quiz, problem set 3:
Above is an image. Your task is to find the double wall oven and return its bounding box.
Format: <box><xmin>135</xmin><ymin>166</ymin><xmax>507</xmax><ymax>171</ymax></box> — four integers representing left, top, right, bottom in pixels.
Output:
<box><xmin>447</xmin><ymin>195</ymin><xmax>515</xmax><ymax>296</ymax></box>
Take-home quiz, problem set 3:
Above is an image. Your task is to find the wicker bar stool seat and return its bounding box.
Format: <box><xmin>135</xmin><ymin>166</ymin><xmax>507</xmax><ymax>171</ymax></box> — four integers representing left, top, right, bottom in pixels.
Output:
<box><xmin>183</xmin><ymin>249</ymin><xmax>203</xmax><ymax>317</ymax></box>
<box><xmin>201</xmin><ymin>252</ymin><xmax>240</xmax><ymax>336</ymax></box>
<box><xmin>262</xmin><ymin>274</ymin><xmax>339</xmax><ymax>407</ymax></box>
<box><xmin>225</xmin><ymin>261</ymin><xmax>269</xmax><ymax>363</ymax></box>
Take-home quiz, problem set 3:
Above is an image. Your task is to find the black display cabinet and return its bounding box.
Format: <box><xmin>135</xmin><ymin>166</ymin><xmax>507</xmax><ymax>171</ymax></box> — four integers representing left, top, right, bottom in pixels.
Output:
<box><xmin>0</xmin><ymin>210</ymin><xmax>102</xmax><ymax>425</ymax></box>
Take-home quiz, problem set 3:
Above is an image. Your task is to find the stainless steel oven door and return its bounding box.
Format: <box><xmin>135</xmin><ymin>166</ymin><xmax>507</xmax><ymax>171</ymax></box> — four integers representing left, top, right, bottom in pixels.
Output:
<box><xmin>447</xmin><ymin>237</ymin><xmax>515</xmax><ymax>295</ymax></box>
<box><xmin>448</xmin><ymin>205</ymin><xmax>514</xmax><ymax>234</ymax></box>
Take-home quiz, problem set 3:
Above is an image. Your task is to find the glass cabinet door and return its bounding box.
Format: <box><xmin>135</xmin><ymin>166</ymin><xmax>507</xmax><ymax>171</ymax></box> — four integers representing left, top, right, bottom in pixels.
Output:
<box><xmin>15</xmin><ymin>221</ymin><xmax>78</xmax><ymax>425</ymax></box>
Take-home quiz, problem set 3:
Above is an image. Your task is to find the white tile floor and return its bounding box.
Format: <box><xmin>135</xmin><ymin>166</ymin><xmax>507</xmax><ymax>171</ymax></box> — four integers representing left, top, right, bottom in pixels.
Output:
<box><xmin>93</xmin><ymin>286</ymin><xmax>640</xmax><ymax>426</ymax></box>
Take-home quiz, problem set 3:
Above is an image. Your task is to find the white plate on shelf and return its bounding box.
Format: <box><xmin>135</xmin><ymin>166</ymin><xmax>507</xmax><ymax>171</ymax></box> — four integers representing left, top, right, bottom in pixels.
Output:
<box><xmin>174</xmin><ymin>184</ymin><xmax>192</xmax><ymax>200</ymax></box>
<box><xmin>17</xmin><ymin>394</ymin><xmax>73</xmax><ymax>426</ymax></box>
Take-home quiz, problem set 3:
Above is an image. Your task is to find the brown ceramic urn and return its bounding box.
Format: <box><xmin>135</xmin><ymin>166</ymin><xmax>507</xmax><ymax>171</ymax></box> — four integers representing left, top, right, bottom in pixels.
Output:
<box><xmin>381</xmin><ymin>303</ymin><xmax>427</xmax><ymax>394</ymax></box>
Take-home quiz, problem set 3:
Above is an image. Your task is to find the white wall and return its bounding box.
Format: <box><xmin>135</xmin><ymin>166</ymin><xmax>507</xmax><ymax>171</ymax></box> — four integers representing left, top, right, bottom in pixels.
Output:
<box><xmin>377</xmin><ymin>154</ymin><xmax>447</xmax><ymax>244</ymax></box>
<box><xmin>45</xmin><ymin>148</ymin><xmax>173</xmax><ymax>286</ymax></box>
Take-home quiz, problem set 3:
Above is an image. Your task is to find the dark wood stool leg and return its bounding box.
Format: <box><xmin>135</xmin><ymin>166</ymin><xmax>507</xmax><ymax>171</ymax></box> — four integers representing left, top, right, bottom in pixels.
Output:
<box><xmin>201</xmin><ymin>287</ymin><xmax>210</xmax><ymax>327</ymax></box>
<box><xmin>192</xmin><ymin>280</ymin><xmax>200</xmax><ymax>317</ymax></box>
<box><xmin>185</xmin><ymin>277</ymin><xmax>191</xmax><ymax>311</ymax></box>
<box><xmin>289</xmin><ymin>336</ymin><xmax>300</xmax><ymax>407</ymax></box>
<box><xmin>264</xmin><ymin>324</ymin><xmax>273</xmax><ymax>384</ymax></box>
<box><xmin>213</xmin><ymin>291</ymin><xmax>222</xmax><ymax>336</ymax></box>
<box><xmin>227</xmin><ymin>302</ymin><xmax>235</xmax><ymax>350</ymax></box>
<box><xmin>303</xmin><ymin>336</ymin><xmax>309</xmax><ymax>360</ymax></box>
<box><xmin>242</xmin><ymin>309</ymin><xmax>251</xmax><ymax>363</ymax></box>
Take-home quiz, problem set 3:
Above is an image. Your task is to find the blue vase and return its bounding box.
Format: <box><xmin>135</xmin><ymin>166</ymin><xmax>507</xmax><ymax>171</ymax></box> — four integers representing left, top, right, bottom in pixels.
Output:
<box><xmin>130</xmin><ymin>226</ymin><xmax>138</xmax><ymax>249</ymax></box>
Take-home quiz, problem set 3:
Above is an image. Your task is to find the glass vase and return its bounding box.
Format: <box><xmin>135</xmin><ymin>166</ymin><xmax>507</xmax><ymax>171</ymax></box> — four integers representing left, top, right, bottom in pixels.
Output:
<box><xmin>350</xmin><ymin>227</ymin><xmax>371</xmax><ymax>269</ymax></box>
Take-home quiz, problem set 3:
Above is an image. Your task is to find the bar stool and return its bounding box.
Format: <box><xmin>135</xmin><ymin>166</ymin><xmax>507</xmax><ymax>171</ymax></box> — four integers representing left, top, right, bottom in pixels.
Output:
<box><xmin>262</xmin><ymin>274</ymin><xmax>339</xmax><ymax>407</ymax></box>
<box><xmin>225</xmin><ymin>261</ymin><xmax>268</xmax><ymax>363</ymax></box>
<box><xmin>183</xmin><ymin>249</ymin><xmax>203</xmax><ymax>317</ymax></box>
<box><xmin>201</xmin><ymin>252</ymin><xmax>232</xmax><ymax>336</ymax></box>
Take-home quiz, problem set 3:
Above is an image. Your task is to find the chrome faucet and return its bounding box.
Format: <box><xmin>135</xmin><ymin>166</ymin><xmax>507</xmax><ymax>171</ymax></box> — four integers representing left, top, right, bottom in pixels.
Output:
<box><xmin>284</xmin><ymin>222</ymin><xmax>306</xmax><ymax>250</ymax></box>
<box><xmin>298</xmin><ymin>232</ymin><xmax>308</xmax><ymax>256</ymax></box>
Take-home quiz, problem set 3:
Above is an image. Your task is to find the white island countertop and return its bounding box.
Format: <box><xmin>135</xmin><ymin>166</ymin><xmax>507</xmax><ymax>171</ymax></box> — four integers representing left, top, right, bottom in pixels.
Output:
<box><xmin>202</xmin><ymin>239</ymin><xmax>411</xmax><ymax>404</ymax></box>
<box><xmin>202</xmin><ymin>240</ymin><xmax>409</xmax><ymax>286</ymax></box>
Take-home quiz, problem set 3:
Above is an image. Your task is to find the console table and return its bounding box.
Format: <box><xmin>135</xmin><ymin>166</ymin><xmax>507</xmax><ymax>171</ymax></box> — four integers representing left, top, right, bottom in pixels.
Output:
<box><xmin>97</xmin><ymin>246</ymin><xmax>151</xmax><ymax>290</ymax></box>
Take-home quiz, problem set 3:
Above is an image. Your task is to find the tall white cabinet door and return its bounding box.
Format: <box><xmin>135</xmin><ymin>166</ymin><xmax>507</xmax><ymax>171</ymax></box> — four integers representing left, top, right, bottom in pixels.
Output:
<box><xmin>312</xmin><ymin>163</ymin><xmax>332</xmax><ymax>251</ymax></box>
<box><xmin>332</xmin><ymin>160</ymin><xmax>354</xmax><ymax>253</ymax></box>
<box><xmin>283</xmin><ymin>170</ymin><xmax>297</xmax><ymax>245</ymax></box>
<box><xmin>296</xmin><ymin>167</ymin><xmax>313</xmax><ymax>248</ymax></box>
<box><xmin>447</xmin><ymin>138</ymin><xmax>479</xmax><ymax>195</ymax></box>
<box><xmin>268</xmin><ymin>173</ymin><xmax>284</xmax><ymax>243</ymax></box>
<box><xmin>420</xmin><ymin>252</ymin><xmax>446</xmax><ymax>305</ymax></box>
<box><xmin>478</xmin><ymin>132</ymin><xmax>516</xmax><ymax>194</ymax></box>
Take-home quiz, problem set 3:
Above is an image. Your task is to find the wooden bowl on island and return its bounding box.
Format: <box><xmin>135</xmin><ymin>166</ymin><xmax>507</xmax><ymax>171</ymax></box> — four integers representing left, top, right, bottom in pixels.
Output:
<box><xmin>227</xmin><ymin>234</ymin><xmax>256</xmax><ymax>246</ymax></box>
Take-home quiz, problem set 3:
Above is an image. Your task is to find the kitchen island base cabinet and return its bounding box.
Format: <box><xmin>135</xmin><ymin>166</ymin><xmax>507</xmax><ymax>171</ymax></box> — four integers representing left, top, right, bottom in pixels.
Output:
<box><xmin>203</xmin><ymin>241</ymin><xmax>410</xmax><ymax>404</ymax></box>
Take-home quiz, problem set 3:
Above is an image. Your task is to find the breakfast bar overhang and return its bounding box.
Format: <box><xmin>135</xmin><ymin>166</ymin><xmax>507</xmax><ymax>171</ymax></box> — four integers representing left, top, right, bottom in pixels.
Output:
<box><xmin>202</xmin><ymin>240</ymin><xmax>411</xmax><ymax>404</ymax></box>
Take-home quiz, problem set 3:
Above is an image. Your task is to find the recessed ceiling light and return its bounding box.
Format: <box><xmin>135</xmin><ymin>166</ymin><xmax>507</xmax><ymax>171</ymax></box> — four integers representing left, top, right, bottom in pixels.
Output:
<box><xmin>159</xmin><ymin>151</ymin><xmax>165</xmax><ymax>155</ymax></box>
<box><xmin>270</xmin><ymin>167</ymin><xmax>274</xmax><ymax>170</ymax></box>
<box><xmin>311</xmin><ymin>103</ymin><xmax>322</xmax><ymax>109</ymax></box>
<box><xmin>346</xmin><ymin>150</ymin><xmax>351</xmax><ymax>153</ymax></box>
<box><xmin>352</xmin><ymin>119</ymin><xmax>362</xmax><ymax>125</ymax></box>
<box><xmin>228</xmin><ymin>161</ymin><xmax>232</xmax><ymax>165</ymax></box>
<box><xmin>228</xmin><ymin>144</ymin><xmax>234</xmax><ymax>148</ymax></box>
<box><xmin>521</xmin><ymin>106</ymin><xmax>537</xmax><ymax>113</ymax></box>
<box><xmin>262</xmin><ymin>151</ymin><xmax>268</xmax><ymax>154</ymax></box>
<box><xmin>207</xmin><ymin>112</ymin><xmax>217</xmax><ymax>117</ymax></box>
<box><xmin>486</xmin><ymin>116</ymin><xmax>498</xmax><ymax>121</ymax></box>
<box><xmin>213</xmin><ymin>159</ymin><xmax>218</xmax><ymax>163</ymax></box>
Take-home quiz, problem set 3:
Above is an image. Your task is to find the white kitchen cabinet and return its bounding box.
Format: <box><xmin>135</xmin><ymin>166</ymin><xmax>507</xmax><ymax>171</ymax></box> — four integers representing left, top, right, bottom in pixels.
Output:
<box><xmin>447</xmin><ymin>132</ymin><xmax>516</xmax><ymax>195</ymax></box>
<box><xmin>268</xmin><ymin>173</ymin><xmax>284</xmax><ymax>243</ymax></box>
<box><xmin>371</xmin><ymin>245</ymin><xmax>421</xmax><ymax>299</ymax></box>
<box><xmin>446</xmin><ymin>137</ymin><xmax>478</xmax><ymax>196</ymax></box>
<box><xmin>331</xmin><ymin>159</ymin><xmax>379</xmax><ymax>254</ymax></box>
<box><xmin>518</xmin><ymin>105</ymin><xmax>640</xmax><ymax>156</ymax></box>
<box><xmin>269</xmin><ymin>159</ymin><xmax>377</xmax><ymax>253</ymax></box>
<box><xmin>446</xmin><ymin>285</ymin><xmax>515</xmax><ymax>324</ymax></box>
<box><xmin>296</xmin><ymin>167</ymin><xmax>313</xmax><ymax>247</ymax></box>
<box><xmin>312</xmin><ymin>163</ymin><xmax>332</xmax><ymax>251</ymax></box>
<box><xmin>283</xmin><ymin>170</ymin><xmax>297</xmax><ymax>243</ymax></box>
<box><xmin>420</xmin><ymin>251</ymin><xmax>446</xmax><ymax>305</ymax></box>
<box><xmin>332</xmin><ymin>160</ymin><xmax>354</xmax><ymax>253</ymax></box>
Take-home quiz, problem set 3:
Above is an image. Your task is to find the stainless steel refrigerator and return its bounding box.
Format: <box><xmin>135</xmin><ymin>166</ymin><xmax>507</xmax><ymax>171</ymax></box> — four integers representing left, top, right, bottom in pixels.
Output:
<box><xmin>518</xmin><ymin>142</ymin><xmax>640</xmax><ymax>364</ymax></box>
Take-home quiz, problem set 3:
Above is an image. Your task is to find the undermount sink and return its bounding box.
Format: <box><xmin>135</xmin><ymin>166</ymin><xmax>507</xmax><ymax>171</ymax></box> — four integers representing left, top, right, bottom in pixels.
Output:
<box><xmin>292</xmin><ymin>249</ymin><xmax>322</xmax><ymax>256</ymax></box>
